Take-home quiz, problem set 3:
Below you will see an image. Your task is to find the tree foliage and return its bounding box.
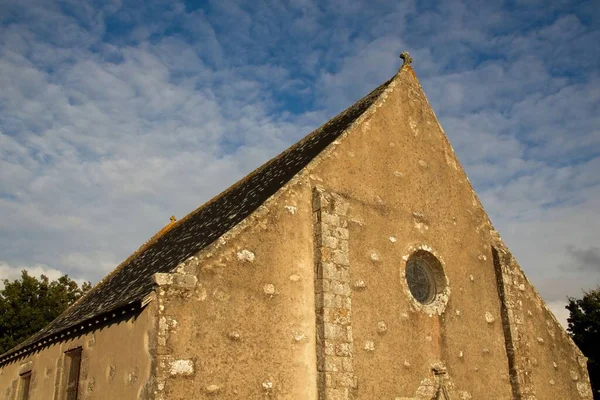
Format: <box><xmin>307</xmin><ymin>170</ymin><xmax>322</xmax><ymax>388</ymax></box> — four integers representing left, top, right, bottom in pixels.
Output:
<box><xmin>567</xmin><ymin>287</ymin><xmax>600</xmax><ymax>399</ymax></box>
<box><xmin>0</xmin><ymin>271</ymin><xmax>91</xmax><ymax>354</ymax></box>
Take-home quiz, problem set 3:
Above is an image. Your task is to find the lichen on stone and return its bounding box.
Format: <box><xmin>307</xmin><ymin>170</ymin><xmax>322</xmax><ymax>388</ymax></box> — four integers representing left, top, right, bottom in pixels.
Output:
<box><xmin>236</xmin><ymin>249</ymin><xmax>255</xmax><ymax>263</ymax></box>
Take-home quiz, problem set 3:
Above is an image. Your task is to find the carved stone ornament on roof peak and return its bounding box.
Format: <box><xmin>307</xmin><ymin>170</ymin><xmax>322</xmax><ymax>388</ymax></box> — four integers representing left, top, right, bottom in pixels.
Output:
<box><xmin>400</xmin><ymin>51</ymin><xmax>413</xmax><ymax>66</ymax></box>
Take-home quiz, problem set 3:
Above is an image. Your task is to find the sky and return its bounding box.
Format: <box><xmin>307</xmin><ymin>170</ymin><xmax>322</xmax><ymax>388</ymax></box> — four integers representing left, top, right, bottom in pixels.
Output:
<box><xmin>0</xmin><ymin>0</ymin><xmax>598</xmax><ymax>328</ymax></box>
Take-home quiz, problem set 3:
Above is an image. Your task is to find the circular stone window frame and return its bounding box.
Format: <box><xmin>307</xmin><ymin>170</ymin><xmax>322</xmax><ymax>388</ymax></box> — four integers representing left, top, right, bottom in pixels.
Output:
<box><xmin>401</xmin><ymin>244</ymin><xmax>450</xmax><ymax>316</ymax></box>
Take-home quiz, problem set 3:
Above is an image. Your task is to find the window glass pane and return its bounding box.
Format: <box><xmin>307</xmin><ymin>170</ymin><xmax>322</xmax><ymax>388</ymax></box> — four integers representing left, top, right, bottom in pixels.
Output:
<box><xmin>406</xmin><ymin>258</ymin><xmax>436</xmax><ymax>304</ymax></box>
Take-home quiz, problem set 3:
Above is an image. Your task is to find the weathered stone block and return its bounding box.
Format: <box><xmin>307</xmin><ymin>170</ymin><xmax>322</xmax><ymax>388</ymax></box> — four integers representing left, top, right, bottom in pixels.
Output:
<box><xmin>329</xmin><ymin>308</ymin><xmax>351</xmax><ymax>325</ymax></box>
<box><xmin>332</xmin><ymin>250</ymin><xmax>349</xmax><ymax>266</ymax></box>
<box><xmin>323</xmin><ymin>293</ymin><xmax>342</xmax><ymax>308</ymax></box>
<box><xmin>321</xmin><ymin>212</ymin><xmax>340</xmax><ymax>227</ymax></box>
<box><xmin>322</xmin><ymin>236</ymin><xmax>339</xmax><ymax>249</ymax></box>
<box><xmin>334</xmin><ymin>227</ymin><xmax>349</xmax><ymax>240</ymax></box>
<box><xmin>175</xmin><ymin>261</ymin><xmax>198</xmax><ymax>276</ymax></box>
<box><xmin>331</xmin><ymin>281</ymin><xmax>349</xmax><ymax>296</ymax></box>
<box><xmin>332</xmin><ymin>197</ymin><xmax>349</xmax><ymax>216</ymax></box>
<box><xmin>172</xmin><ymin>274</ymin><xmax>197</xmax><ymax>288</ymax></box>
<box><xmin>342</xmin><ymin>296</ymin><xmax>352</xmax><ymax>310</ymax></box>
<box><xmin>324</xmin><ymin>340</ymin><xmax>335</xmax><ymax>356</ymax></box>
<box><xmin>338</xmin><ymin>268</ymin><xmax>350</xmax><ymax>282</ymax></box>
<box><xmin>342</xmin><ymin>357</ymin><xmax>354</xmax><ymax>372</ymax></box>
<box><xmin>335</xmin><ymin>343</ymin><xmax>353</xmax><ymax>357</ymax></box>
<box><xmin>336</xmin><ymin>372</ymin><xmax>357</xmax><ymax>388</ymax></box>
<box><xmin>327</xmin><ymin>388</ymin><xmax>350</xmax><ymax>400</ymax></box>
<box><xmin>169</xmin><ymin>359</ymin><xmax>194</xmax><ymax>376</ymax></box>
<box><xmin>324</xmin><ymin>323</ymin><xmax>342</xmax><ymax>340</ymax></box>
<box><xmin>338</xmin><ymin>240</ymin><xmax>349</xmax><ymax>253</ymax></box>
<box><xmin>236</xmin><ymin>249</ymin><xmax>255</xmax><ymax>263</ymax></box>
<box><xmin>346</xmin><ymin>326</ymin><xmax>353</xmax><ymax>342</ymax></box>
<box><xmin>324</xmin><ymin>357</ymin><xmax>342</xmax><ymax>372</ymax></box>
<box><xmin>322</xmin><ymin>262</ymin><xmax>338</xmax><ymax>279</ymax></box>
<box><xmin>153</xmin><ymin>273</ymin><xmax>173</xmax><ymax>286</ymax></box>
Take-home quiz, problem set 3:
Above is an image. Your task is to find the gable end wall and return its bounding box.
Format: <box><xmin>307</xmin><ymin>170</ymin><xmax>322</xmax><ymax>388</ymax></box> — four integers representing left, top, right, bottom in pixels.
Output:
<box><xmin>150</xmin><ymin>67</ymin><xmax>591</xmax><ymax>399</ymax></box>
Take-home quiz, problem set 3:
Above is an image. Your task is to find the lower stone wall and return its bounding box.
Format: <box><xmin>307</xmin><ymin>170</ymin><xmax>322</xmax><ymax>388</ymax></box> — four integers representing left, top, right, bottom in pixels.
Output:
<box><xmin>0</xmin><ymin>306</ymin><xmax>155</xmax><ymax>400</ymax></box>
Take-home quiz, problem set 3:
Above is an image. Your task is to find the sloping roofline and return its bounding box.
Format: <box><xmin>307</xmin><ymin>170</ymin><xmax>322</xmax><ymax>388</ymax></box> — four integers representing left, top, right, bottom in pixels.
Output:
<box><xmin>0</xmin><ymin>70</ymin><xmax>398</xmax><ymax>364</ymax></box>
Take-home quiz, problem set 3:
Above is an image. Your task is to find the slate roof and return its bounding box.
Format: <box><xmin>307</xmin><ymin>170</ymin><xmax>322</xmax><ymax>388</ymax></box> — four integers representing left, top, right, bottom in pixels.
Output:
<box><xmin>1</xmin><ymin>76</ymin><xmax>393</xmax><ymax>362</ymax></box>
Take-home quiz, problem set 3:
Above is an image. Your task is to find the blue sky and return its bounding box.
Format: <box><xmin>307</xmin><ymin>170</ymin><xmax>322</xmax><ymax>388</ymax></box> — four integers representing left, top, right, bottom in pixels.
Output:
<box><xmin>0</xmin><ymin>0</ymin><xmax>598</xmax><ymax>327</ymax></box>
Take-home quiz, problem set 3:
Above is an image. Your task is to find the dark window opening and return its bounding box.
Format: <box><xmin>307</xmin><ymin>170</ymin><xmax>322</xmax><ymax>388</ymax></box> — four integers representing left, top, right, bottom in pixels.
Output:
<box><xmin>63</xmin><ymin>348</ymin><xmax>82</xmax><ymax>400</ymax></box>
<box><xmin>18</xmin><ymin>371</ymin><xmax>31</xmax><ymax>400</ymax></box>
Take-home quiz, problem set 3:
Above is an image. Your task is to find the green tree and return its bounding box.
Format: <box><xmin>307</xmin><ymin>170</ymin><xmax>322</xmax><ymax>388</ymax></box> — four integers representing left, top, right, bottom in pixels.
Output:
<box><xmin>567</xmin><ymin>287</ymin><xmax>600</xmax><ymax>399</ymax></box>
<box><xmin>0</xmin><ymin>271</ymin><xmax>91</xmax><ymax>354</ymax></box>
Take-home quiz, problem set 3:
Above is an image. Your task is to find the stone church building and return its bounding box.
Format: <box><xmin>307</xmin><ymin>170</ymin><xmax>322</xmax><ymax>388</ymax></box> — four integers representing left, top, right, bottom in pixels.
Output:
<box><xmin>0</xmin><ymin>55</ymin><xmax>593</xmax><ymax>399</ymax></box>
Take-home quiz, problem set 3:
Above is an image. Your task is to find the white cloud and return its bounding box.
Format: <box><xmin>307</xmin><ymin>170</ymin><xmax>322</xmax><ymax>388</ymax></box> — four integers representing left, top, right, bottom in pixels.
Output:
<box><xmin>0</xmin><ymin>261</ymin><xmax>66</xmax><ymax>289</ymax></box>
<box><xmin>0</xmin><ymin>0</ymin><xmax>598</xmax><ymax>334</ymax></box>
<box><xmin>0</xmin><ymin>2</ymin><xmax>325</xmax><ymax>284</ymax></box>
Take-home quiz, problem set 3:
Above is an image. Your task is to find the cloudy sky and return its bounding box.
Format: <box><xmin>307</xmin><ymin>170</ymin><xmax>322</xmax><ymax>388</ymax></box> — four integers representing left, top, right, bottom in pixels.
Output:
<box><xmin>0</xmin><ymin>0</ymin><xmax>598</xmax><ymax>327</ymax></box>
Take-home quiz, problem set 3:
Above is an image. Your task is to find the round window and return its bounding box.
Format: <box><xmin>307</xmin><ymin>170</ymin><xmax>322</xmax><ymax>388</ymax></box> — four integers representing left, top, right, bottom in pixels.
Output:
<box><xmin>406</xmin><ymin>258</ymin><xmax>436</xmax><ymax>304</ymax></box>
<box><xmin>404</xmin><ymin>250</ymin><xmax>446</xmax><ymax>305</ymax></box>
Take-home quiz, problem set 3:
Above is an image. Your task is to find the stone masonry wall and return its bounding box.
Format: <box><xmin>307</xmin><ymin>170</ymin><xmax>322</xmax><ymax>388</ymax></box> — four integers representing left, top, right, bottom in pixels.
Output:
<box><xmin>0</xmin><ymin>307</ymin><xmax>154</xmax><ymax>400</ymax></box>
<box><xmin>313</xmin><ymin>187</ymin><xmax>357</xmax><ymax>400</ymax></box>
<box><xmin>151</xmin><ymin>259</ymin><xmax>199</xmax><ymax>400</ymax></box>
<box><xmin>493</xmin><ymin>246</ymin><xmax>532</xmax><ymax>400</ymax></box>
<box><xmin>492</xmin><ymin>244</ymin><xmax>593</xmax><ymax>400</ymax></box>
<box><xmin>146</xmin><ymin>178</ymin><xmax>318</xmax><ymax>399</ymax></box>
